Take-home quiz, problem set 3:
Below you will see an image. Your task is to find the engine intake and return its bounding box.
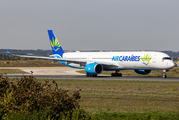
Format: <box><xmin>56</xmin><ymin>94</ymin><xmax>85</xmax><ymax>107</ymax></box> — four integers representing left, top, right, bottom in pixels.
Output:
<box><xmin>85</xmin><ymin>63</ymin><xmax>103</xmax><ymax>74</ymax></box>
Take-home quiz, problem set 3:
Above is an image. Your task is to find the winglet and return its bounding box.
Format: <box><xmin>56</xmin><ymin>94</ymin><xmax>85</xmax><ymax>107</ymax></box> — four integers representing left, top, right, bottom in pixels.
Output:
<box><xmin>4</xmin><ymin>49</ymin><xmax>12</xmax><ymax>55</ymax></box>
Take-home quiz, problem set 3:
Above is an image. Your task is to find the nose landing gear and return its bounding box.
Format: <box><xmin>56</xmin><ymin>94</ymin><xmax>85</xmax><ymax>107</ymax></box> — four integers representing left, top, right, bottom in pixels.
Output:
<box><xmin>163</xmin><ymin>70</ymin><xmax>167</xmax><ymax>78</ymax></box>
<box><xmin>111</xmin><ymin>71</ymin><xmax>122</xmax><ymax>77</ymax></box>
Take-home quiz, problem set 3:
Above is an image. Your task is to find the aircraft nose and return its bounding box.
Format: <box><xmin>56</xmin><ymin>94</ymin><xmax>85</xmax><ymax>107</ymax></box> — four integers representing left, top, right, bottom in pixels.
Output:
<box><xmin>169</xmin><ymin>61</ymin><xmax>175</xmax><ymax>69</ymax></box>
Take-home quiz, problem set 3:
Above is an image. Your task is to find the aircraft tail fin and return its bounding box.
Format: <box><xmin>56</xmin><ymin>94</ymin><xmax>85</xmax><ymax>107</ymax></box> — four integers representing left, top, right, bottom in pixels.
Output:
<box><xmin>4</xmin><ymin>49</ymin><xmax>13</xmax><ymax>55</ymax></box>
<box><xmin>47</xmin><ymin>30</ymin><xmax>64</xmax><ymax>58</ymax></box>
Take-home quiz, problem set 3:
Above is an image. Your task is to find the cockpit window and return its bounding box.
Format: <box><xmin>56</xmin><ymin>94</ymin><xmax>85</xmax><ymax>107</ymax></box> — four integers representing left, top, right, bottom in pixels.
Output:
<box><xmin>162</xmin><ymin>57</ymin><xmax>172</xmax><ymax>60</ymax></box>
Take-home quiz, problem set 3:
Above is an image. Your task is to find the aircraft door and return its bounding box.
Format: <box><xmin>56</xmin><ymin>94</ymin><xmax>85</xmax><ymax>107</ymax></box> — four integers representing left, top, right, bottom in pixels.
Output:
<box><xmin>152</xmin><ymin>55</ymin><xmax>157</xmax><ymax>63</ymax></box>
<box><xmin>88</xmin><ymin>55</ymin><xmax>92</xmax><ymax>62</ymax></box>
<box><xmin>88</xmin><ymin>55</ymin><xmax>92</xmax><ymax>59</ymax></box>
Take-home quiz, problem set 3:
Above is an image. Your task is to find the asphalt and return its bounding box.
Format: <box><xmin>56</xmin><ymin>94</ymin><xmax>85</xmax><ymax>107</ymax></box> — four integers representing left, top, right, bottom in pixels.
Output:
<box><xmin>4</xmin><ymin>74</ymin><xmax>179</xmax><ymax>82</ymax></box>
<box><xmin>1</xmin><ymin>67</ymin><xmax>179</xmax><ymax>82</ymax></box>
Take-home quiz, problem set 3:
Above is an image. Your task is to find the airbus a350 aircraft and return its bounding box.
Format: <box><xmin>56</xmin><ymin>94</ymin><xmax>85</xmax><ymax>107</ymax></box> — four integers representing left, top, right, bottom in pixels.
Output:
<box><xmin>5</xmin><ymin>30</ymin><xmax>174</xmax><ymax>78</ymax></box>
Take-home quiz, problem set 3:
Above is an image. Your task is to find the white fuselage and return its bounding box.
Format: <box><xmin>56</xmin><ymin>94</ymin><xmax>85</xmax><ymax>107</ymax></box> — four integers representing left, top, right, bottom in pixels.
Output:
<box><xmin>61</xmin><ymin>51</ymin><xmax>174</xmax><ymax>71</ymax></box>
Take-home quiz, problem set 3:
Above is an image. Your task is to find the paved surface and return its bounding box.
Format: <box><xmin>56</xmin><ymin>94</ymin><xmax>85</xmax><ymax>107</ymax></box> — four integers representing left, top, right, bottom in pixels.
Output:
<box><xmin>0</xmin><ymin>67</ymin><xmax>82</xmax><ymax>75</ymax></box>
<box><xmin>1</xmin><ymin>67</ymin><xmax>179</xmax><ymax>82</ymax></box>
<box><xmin>3</xmin><ymin>74</ymin><xmax>179</xmax><ymax>82</ymax></box>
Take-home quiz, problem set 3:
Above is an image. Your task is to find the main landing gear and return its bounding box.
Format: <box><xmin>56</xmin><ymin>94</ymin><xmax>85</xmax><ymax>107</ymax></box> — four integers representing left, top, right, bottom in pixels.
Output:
<box><xmin>163</xmin><ymin>70</ymin><xmax>167</xmax><ymax>78</ymax></box>
<box><xmin>111</xmin><ymin>71</ymin><xmax>122</xmax><ymax>77</ymax></box>
<box><xmin>86</xmin><ymin>73</ymin><xmax>97</xmax><ymax>77</ymax></box>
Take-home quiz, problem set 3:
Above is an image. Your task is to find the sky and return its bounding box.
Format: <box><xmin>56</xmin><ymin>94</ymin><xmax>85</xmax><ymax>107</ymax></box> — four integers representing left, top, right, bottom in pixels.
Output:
<box><xmin>0</xmin><ymin>0</ymin><xmax>179</xmax><ymax>51</ymax></box>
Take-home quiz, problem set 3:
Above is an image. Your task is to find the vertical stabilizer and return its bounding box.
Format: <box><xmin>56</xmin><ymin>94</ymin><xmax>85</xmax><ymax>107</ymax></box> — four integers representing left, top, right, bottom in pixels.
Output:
<box><xmin>47</xmin><ymin>30</ymin><xmax>64</xmax><ymax>58</ymax></box>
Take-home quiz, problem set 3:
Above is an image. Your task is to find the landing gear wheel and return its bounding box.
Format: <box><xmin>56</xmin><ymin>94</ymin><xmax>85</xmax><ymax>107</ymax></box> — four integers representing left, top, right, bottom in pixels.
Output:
<box><xmin>163</xmin><ymin>75</ymin><xmax>167</xmax><ymax>78</ymax></box>
<box><xmin>111</xmin><ymin>73</ymin><xmax>114</xmax><ymax>77</ymax></box>
<box><xmin>86</xmin><ymin>73</ymin><xmax>97</xmax><ymax>77</ymax></box>
<box><xmin>111</xmin><ymin>72</ymin><xmax>122</xmax><ymax>77</ymax></box>
<box><xmin>162</xmin><ymin>70</ymin><xmax>167</xmax><ymax>79</ymax></box>
<box><xmin>93</xmin><ymin>74</ymin><xmax>97</xmax><ymax>77</ymax></box>
<box><xmin>119</xmin><ymin>73</ymin><xmax>122</xmax><ymax>77</ymax></box>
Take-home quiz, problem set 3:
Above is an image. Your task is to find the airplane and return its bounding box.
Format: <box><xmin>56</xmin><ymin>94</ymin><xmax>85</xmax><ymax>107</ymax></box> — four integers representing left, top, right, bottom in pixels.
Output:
<box><xmin>4</xmin><ymin>30</ymin><xmax>175</xmax><ymax>78</ymax></box>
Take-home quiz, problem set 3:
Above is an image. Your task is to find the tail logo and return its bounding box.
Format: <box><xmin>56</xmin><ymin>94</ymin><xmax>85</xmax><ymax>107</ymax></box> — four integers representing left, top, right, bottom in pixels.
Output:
<box><xmin>51</xmin><ymin>37</ymin><xmax>61</xmax><ymax>51</ymax></box>
<box><xmin>141</xmin><ymin>54</ymin><xmax>152</xmax><ymax>66</ymax></box>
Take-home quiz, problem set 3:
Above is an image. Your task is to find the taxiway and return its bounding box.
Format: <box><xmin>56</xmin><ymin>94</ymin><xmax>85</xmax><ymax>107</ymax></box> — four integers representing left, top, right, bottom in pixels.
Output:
<box><xmin>1</xmin><ymin>67</ymin><xmax>179</xmax><ymax>82</ymax></box>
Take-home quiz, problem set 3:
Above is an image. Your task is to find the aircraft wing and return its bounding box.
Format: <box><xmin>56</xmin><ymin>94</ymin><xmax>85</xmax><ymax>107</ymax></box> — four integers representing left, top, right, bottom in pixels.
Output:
<box><xmin>4</xmin><ymin>49</ymin><xmax>86</xmax><ymax>63</ymax></box>
<box><xmin>4</xmin><ymin>49</ymin><xmax>118</xmax><ymax>67</ymax></box>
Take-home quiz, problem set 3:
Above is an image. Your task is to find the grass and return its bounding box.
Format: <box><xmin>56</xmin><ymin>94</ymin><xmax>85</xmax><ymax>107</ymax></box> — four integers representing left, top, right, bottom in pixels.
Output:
<box><xmin>5</xmin><ymin>111</ymin><xmax>179</xmax><ymax>120</ymax></box>
<box><xmin>77</xmin><ymin>67</ymin><xmax>179</xmax><ymax>77</ymax></box>
<box><xmin>0</xmin><ymin>69</ymin><xmax>27</xmax><ymax>74</ymax></box>
<box><xmin>31</xmin><ymin>79</ymin><xmax>179</xmax><ymax>114</ymax></box>
<box><xmin>92</xmin><ymin>112</ymin><xmax>179</xmax><ymax>120</ymax></box>
<box><xmin>4</xmin><ymin>77</ymin><xmax>179</xmax><ymax>119</ymax></box>
<box><xmin>0</xmin><ymin>60</ymin><xmax>65</xmax><ymax>67</ymax></box>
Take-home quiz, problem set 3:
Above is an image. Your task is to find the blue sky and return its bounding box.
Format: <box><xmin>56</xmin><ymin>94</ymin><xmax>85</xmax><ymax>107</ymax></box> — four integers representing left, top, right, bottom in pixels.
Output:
<box><xmin>0</xmin><ymin>0</ymin><xmax>179</xmax><ymax>51</ymax></box>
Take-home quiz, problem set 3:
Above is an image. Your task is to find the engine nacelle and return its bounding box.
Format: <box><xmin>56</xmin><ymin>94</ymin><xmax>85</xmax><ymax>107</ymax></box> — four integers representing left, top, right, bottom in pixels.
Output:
<box><xmin>134</xmin><ymin>70</ymin><xmax>151</xmax><ymax>75</ymax></box>
<box><xmin>85</xmin><ymin>63</ymin><xmax>103</xmax><ymax>75</ymax></box>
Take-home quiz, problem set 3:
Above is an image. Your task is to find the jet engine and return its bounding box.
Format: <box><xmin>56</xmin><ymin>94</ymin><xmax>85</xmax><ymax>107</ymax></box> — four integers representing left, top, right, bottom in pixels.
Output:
<box><xmin>134</xmin><ymin>70</ymin><xmax>151</xmax><ymax>75</ymax></box>
<box><xmin>85</xmin><ymin>63</ymin><xmax>103</xmax><ymax>75</ymax></box>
